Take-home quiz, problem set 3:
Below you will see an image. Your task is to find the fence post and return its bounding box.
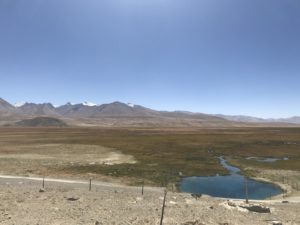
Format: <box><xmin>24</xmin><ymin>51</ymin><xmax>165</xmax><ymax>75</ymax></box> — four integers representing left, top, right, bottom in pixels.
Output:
<box><xmin>142</xmin><ymin>181</ymin><xmax>144</xmax><ymax>195</ymax></box>
<box><xmin>89</xmin><ymin>179</ymin><xmax>92</xmax><ymax>191</ymax></box>
<box><xmin>42</xmin><ymin>177</ymin><xmax>45</xmax><ymax>189</ymax></box>
<box><xmin>160</xmin><ymin>190</ymin><xmax>167</xmax><ymax>225</ymax></box>
<box><xmin>245</xmin><ymin>179</ymin><xmax>249</xmax><ymax>204</ymax></box>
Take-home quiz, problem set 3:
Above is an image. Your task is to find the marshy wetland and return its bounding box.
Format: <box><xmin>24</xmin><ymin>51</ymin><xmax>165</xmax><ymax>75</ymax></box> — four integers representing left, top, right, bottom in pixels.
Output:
<box><xmin>0</xmin><ymin>127</ymin><xmax>300</xmax><ymax>197</ymax></box>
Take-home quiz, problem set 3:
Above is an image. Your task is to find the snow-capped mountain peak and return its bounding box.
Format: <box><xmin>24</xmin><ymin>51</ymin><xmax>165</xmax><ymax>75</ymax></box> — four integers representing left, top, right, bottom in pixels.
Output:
<box><xmin>14</xmin><ymin>102</ymin><xmax>26</xmax><ymax>107</ymax></box>
<box><xmin>127</xmin><ymin>103</ymin><xmax>135</xmax><ymax>108</ymax></box>
<box><xmin>82</xmin><ymin>101</ymin><xmax>97</xmax><ymax>107</ymax></box>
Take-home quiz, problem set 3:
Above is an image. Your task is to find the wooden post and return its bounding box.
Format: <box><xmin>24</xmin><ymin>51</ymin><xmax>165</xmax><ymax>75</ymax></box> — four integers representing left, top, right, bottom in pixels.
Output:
<box><xmin>160</xmin><ymin>190</ymin><xmax>167</xmax><ymax>225</ymax></box>
<box><xmin>142</xmin><ymin>181</ymin><xmax>144</xmax><ymax>195</ymax></box>
<box><xmin>245</xmin><ymin>179</ymin><xmax>249</xmax><ymax>204</ymax></box>
<box><xmin>42</xmin><ymin>177</ymin><xmax>45</xmax><ymax>189</ymax></box>
<box><xmin>89</xmin><ymin>179</ymin><xmax>92</xmax><ymax>191</ymax></box>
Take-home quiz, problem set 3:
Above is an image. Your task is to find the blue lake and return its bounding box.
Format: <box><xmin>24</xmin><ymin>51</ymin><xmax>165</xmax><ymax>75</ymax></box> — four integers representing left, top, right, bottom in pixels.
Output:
<box><xmin>179</xmin><ymin>157</ymin><xmax>282</xmax><ymax>199</ymax></box>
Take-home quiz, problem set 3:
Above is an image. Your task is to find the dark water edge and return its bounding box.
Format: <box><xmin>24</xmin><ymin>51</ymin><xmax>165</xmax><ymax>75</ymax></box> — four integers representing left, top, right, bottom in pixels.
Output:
<box><xmin>246</xmin><ymin>156</ymin><xmax>289</xmax><ymax>163</ymax></box>
<box><xmin>179</xmin><ymin>156</ymin><xmax>283</xmax><ymax>200</ymax></box>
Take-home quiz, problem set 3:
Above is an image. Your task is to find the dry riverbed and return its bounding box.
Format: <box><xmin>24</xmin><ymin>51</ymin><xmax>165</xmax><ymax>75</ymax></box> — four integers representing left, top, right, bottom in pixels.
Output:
<box><xmin>0</xmin><ymin>176</ymin><xmax>299</xmax><ymax>225</ymax></box>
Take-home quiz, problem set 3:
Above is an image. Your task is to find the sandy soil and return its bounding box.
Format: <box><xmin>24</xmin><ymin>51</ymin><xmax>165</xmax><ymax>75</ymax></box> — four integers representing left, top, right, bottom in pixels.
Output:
<box><xmin>0</xmin><ymin>144</ymin><xmax>136</xmax><ymax>165</ymax></box>
<box><xmin>0</xmin><ymin>144</ymin><xmax>136</xmax><ymax>178</ymax></box>
<box><xmin>0</xmin><ymin>176</ymin><xmax>299</xmax><ymax>225</ymax></box>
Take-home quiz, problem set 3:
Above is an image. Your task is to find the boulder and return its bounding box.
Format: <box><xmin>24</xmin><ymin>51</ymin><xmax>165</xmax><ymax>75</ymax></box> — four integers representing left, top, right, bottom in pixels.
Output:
<box><xmin>240</xmin><ymin>205</ymin><xmax>271</xmax><ymax>213</ymax></box>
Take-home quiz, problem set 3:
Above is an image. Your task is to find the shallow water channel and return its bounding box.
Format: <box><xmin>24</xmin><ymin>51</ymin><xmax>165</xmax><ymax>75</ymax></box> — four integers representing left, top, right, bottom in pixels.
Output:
<box><xmin>179</xmin><ymin>156</ymin><xmax>282</xmax><ymax>199</ymax></box>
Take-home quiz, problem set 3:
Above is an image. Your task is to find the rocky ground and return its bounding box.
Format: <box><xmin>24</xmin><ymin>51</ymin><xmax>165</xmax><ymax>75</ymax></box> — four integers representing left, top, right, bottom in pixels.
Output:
<box><xmin>0</xmin><ymin>176</ymin><xmax>299</xmax><ymax>225</ymax></box>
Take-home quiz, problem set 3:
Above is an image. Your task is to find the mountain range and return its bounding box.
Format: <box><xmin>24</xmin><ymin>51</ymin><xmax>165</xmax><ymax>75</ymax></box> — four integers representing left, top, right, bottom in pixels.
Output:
<box><xmin>215</xmin><ymin>114</ymin><xmax>300</xmax><ymax>125</ymax></box>
<box><xmin>0</xmin><ymin>97</ymin><xmax>299</xmax><ymax>127</ymax></box>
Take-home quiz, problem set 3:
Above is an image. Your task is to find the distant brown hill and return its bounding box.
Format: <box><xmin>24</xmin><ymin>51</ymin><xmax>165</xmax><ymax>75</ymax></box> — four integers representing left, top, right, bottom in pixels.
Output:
<box><xmin>14</xmin><ymin>117</ymin><xmax>67</xmax><ymax>127</ymax></box>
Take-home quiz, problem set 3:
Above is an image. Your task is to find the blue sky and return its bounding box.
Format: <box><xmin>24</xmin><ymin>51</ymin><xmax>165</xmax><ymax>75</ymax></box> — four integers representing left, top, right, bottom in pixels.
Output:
<box><xmin>0</xmin><ymin>0</ymin><xmax>300</xmax><ymax>118</ymax></box>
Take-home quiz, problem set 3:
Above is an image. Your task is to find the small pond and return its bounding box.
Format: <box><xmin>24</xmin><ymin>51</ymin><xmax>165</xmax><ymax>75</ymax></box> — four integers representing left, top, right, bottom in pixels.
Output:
<box><xmin>246</xmin><ymin>157</ymin><xmax>289</xmax><ymax>163</ymax></box>
<box><xmin>179</xmin><ymin>157</ymin><xmax>282</xmax><ymax>199</ymax></box>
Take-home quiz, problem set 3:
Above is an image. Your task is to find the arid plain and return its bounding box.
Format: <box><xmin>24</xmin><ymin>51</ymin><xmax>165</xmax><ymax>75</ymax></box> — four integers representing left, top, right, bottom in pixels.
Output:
<box><xmin>0</xmin><ymin>127</ymin><xmax>300</xmax><ymax>224</ymax></box>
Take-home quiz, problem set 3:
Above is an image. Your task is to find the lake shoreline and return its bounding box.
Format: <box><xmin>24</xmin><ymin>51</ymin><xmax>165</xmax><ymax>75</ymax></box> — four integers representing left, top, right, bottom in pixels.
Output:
<box><xmin>178</xmin><ymin>156</ymin><xmax>285</xmax><ymax>200</ymax></box>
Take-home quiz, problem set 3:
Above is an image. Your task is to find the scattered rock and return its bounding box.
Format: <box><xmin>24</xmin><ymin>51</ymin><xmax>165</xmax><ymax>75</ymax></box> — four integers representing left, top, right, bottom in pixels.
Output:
<box><xmin>227</xmin><ymin>201</ymin><xmax>236</xmax><ymax>207</ymax></box>
<box><xmin>128</xmin><ymin>201</ymin><xmax>137</xmax><ymax>204</ymax></box>
<box><xmin>271</xmin><ymin>221</ymin><xmax>282</xmax><ymax>225</ymax></box>
<box><xmin>3</xmin><ymin>212</ymin><xmax>11</xmax><ymax>220</ymax></box>
<box><xmin>191</xmin><ymin>193</ymin><xmax>202</xmax><ymax>199</ymax></box>
<box><xmin>240</xmin><ymin>205</ymin><xmax>271</xmax><ymax>213</ymax></box>
<box><xmin>223</xmin><ymin>201</ymin><xmax>271</xmax><ymax>214</ymax></box>
<box><xmin>282</xmin><ymin>200</ymin><xmax>289</xmax><ymax>203</ymax></box>
<box><xmin>182</xmin><ymin>220</ymin><xmax>205</xmax><ymax>225</ymax></box>
<box><xmin>39</xmin><ymin>188</ymin><xmax>45</xmax><ymax>193</ymax></box>
<box><xmin>95</xmin><ymin>221</ymin><xmax>102</xmax><ymax>225</ymax></box>
<box><xmin>209</xmin><ymin>206</ymin><xmax>214</xmax><ymax>209</ymax></box>
<box><xmin>185</xmin><ymin>199</ymin><xmax>193</xmax><ymax>204</ymax></box>
<box><xmin>65</xmin><ymin>197</ymin><xmax>80</xmax><ymax>201</ymax></box>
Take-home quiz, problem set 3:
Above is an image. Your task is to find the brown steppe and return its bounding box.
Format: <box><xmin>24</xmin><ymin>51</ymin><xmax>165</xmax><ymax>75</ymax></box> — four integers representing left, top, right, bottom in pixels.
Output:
<box><xmin>0</xmin><ymin>127</ymin><xmax>300</xmax><ymax>224</ymax></box>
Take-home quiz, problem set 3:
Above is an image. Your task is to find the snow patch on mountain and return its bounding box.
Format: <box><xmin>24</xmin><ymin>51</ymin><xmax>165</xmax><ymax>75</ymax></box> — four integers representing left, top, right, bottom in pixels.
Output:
<box><xmin>82</xmin><ymin>101</ymin><xmax>97</xmax><ymax>107</ymax></box>
<box><xmin>127</xmin><ymin>103</ymin><xmax>135</xmax><ymax>108</ymax></box>
<box><xmin>14</xmin><ymin>102</ymin><xmax>26</xmax><ymax>107</ymax></box>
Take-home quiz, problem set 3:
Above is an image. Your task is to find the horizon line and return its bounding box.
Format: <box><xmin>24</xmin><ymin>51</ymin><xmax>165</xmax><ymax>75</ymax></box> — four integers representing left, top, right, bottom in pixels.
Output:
<box><xmin>1</xmin><ymin>97</ymin><xmax>299</xmax><ymax>120</ymax></box>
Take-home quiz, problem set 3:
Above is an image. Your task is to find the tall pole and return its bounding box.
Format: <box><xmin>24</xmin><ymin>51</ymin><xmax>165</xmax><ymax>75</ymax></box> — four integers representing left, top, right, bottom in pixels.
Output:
<box><xmin>160</xmin><ymin>190</ymin><xmax>167</xmax><ymax>225</ymax></box>
<box><xmin>245</xmin><ymin>179</ymin><xmax>249</xmax><ymax>204</ymax></box>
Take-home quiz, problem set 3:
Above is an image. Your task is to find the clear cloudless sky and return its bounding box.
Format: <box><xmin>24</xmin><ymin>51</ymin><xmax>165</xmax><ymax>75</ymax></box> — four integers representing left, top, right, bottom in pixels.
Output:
<box><xmin>0</xmin><ymin>0</ymin><xmax>300</xmax><ymax>118</ymax></box>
